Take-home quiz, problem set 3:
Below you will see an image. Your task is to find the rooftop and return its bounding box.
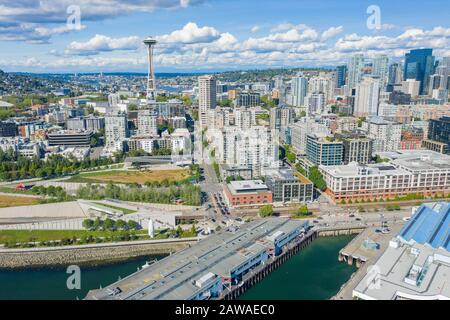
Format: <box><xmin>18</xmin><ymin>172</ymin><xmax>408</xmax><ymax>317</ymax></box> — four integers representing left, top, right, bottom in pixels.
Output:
<box><xmin>228</xmin><ymin>180</ymin><xmax>269</xmax><ymax>194</ymax></box>
<box><xmin>353</xmin><ymin>241</ymin><xmax>450</xmax><ymax>300</ymax></box>
<box><xmin>399</xmin><ymin>202</ymin><xmax>450</xmax><ymax>251</ymax></box>
<box><xmin>85</xmin><ymin>218</ymin><xmax>306</xmax><ymax>300</ymax></box>
<box><xmin>320</xmin><ymin>162</ymin><xmax>409</xmax><ymax>177</ymax></box>
<box><xmin>47</xmin><ymin>130</ymin><xmax>93</xmax><ymax>136</ymax></box>
<box><xmin>365</xmin><ymin>116</ymin><xmax>400</xmax><ymax>125</ymax></box>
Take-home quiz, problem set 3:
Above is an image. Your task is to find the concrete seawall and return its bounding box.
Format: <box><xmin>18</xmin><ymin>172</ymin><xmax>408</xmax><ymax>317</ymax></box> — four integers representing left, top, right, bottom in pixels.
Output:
<box><xmin>318</xmin><ymin>227</ymin><xmax>365</xmax><ymax>237</ymax></box>
<box><xmin>0</xmin><ymin>240</ymin><xmax>195</xmax><ymax>269</ymax></box>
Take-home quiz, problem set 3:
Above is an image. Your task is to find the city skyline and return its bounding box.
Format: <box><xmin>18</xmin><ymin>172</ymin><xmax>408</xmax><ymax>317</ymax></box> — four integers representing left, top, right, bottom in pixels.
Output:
<box><xmin>0</xmin><ymin>0</ymin><xmax>450</xmax><ymax>73</ymax></box>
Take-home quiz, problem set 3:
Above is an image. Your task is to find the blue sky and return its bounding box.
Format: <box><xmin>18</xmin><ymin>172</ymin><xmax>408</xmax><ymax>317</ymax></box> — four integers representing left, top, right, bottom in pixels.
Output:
<box><xmin>0</xmin><ymin>0</ymin><xmax>449</xmax><ymax>73</ymax></box>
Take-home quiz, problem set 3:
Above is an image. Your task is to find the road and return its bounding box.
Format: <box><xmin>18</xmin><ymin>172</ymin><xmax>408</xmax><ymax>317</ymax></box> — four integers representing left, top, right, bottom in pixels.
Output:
<box><xmin>199</xmin><ymin>161</ymin><xmax>225</xmax><ymax>221</ymax></box>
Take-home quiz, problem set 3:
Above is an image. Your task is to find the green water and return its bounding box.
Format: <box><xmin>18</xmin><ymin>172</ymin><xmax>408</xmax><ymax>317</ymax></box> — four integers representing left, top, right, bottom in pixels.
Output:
<box><xmin>0</xmin><ymin>256</ymin><xmax>163</xmax><ymax>300</ymax></box>
<box><xmin>240</xmin><ymin>236</ymin><xmax>357</xmax><ymax>300</ymax></box>
<box><xmin>0</xmin><ymin>236</ymin><xmax>355</xmax><ymax>300</ymax></box>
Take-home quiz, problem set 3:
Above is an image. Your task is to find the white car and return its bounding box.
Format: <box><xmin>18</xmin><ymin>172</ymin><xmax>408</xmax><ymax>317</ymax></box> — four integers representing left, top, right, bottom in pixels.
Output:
<box><xmin>402</xmin><ymin>217</ymin><xmax>411</xmax><ymax>222</ymax></box>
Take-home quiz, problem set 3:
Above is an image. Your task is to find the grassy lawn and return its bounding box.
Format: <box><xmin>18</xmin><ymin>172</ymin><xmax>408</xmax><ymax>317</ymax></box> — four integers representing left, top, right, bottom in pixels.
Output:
<box><xmin>92</xmin><ymin>202</ymin><xmax>137</xmax><ymax>214</ymax></box>
<box><xmin>66</xmin><ymin>169</ymin><xmax>190</xmax><ymax>184</ymax></box>
<box><xmin>0</xmin><ymin>229</ymin><xmax>146</xmax><ymax>245</ymax></box>
<box><xmin>0</xmin><ymin>195</ymin><xmax>40</xmax><ymax>208</ymax></box>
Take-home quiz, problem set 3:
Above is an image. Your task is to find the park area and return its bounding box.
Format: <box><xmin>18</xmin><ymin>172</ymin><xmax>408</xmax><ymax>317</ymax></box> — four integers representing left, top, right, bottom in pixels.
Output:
<box><xmin>0</xmin><ymin>195</ymin><xmax>40</xmax><ymax>208</ymax></box>
<box><xmin>0</xmin><ymin>229</ymin><xmax>148</xmax><ymax>247</ymax></box>
<box><xmin>67</xmin><ymin>169</ymin><xmax>191</xmax><ymax>184</ymax></box>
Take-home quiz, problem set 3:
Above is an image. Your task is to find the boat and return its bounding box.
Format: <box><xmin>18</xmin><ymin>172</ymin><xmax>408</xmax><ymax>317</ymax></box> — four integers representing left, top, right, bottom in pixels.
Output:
<box><xmin>141</xmin><ymin>259</ymin><xmax>157</xmax><ymax>269</ymax></box>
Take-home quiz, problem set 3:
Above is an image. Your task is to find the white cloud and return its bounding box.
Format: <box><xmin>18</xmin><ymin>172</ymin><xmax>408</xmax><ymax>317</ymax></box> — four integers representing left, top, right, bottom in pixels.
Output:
<box><xmin>67</xmin><ymin>34</ymin><xmax>141</xmax><ymax>55</ymax></box>
<box><xmin>321</xmin><ymin>26</ymin><xmax>343</xmax><ymax>41</ymax></box>
<box><xmin>157</xmin><ymin>22</ymin><xmax>220</xmax><ymax>44</ymax></box>
<box><xmin>0</xmin><ymin>0</ymin><xmax>203</xmax><ymax>42</ymax></box>
<box><xmin>251</xmin><ymin>25</ymin><xmax>260</xmax><ymax>33</ymax></box>
<box><xmin>3</xmin><ymin>23</ymin><xmax>450</xmax><ymax>71</ymax></box>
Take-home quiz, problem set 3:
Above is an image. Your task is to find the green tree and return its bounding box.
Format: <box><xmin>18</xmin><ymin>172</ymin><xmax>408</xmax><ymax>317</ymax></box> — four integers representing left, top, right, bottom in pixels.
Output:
<box><xmin>308</xmin><ymin>166</ymin><xmax>327</xmax><ymax>191</ymax></box>
<box><xmin>116</xmin><ymin>219</ymin><xmax>127</xmax><ymax>230</ymax></box>
<box><xmin>176</xmin><ymin>226</ymin><xmax>183</xmax><ymax>237</ymax></box>
<box><xmin>82</xmin><ymin>219</ymin><xmax>94</xmax><ymax>230</ymax></box>
<box><xmin>104</xmin><ymin>218</ymin><xmax>116</xmax><ymax>231</ymax></box>
<box><xmin>127</xmin><ymin>220</ymin><xmax>139</xmax><ymax>230</ymax></box>
<box><xmin>93</xmin><ymin>218</ymin><xmax>103</xmax><ymax>231</ymax></box>
<box><xmin>294</xmin><ymin>205</ymin><xmax>311</xmax><ymax>217</ymax></box>
<box><xmin>259</xmin><ymin>204</ymin><xmax>274</xmax><ymax>218</ymax></box>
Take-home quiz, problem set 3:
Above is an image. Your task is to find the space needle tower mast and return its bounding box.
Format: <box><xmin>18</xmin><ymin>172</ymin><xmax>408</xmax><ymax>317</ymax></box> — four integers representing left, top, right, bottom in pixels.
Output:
<box><xmin>143</xmin><ymin>37</ymin><xmax>157</xmax><ymax>101</ymax></box>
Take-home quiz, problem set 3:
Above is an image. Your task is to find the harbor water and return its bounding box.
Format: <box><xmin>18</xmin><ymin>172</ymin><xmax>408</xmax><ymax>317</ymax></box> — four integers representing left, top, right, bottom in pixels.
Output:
<box><xmin>240</xmin><ymin>235</ymin><xmax>357</xmax><ymax>300</ymax></box>
<box><xmin>0</xmin><ymin>236</ymin><xmax>355</xmax><ymax>300</ymax></box>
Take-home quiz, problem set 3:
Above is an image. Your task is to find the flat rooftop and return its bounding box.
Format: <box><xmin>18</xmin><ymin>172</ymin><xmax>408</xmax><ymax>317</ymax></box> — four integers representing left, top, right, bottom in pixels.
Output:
<box><xmin>85</xmin><ymin>218</ymin><xmax>306</xmax><ymax>300</ymax></box>
<box><xmin>227</xmin><ymin>180</ymin><xmax>269</xmax><ymax>194</ymax></box>
<box><xmin>353</xmin><ymin>241</ymin><xmax>450</xmax><ymax>300</ymax></box>
<box><xmin>267</xmin><ymin>168</ymin><xmax>312</xmax><ymax>184</ymax></box>
<box><xmin>320</xmin><ymin>162</ymin><xmax>409</xmax><ymax>177</ymax></box>
<box><xmin>365</xmin><ymin>116</ymin><xmax>399</xmax><ymax>125</ymax></box>
<box><xmin>393</xmin><ymin>153</ymin><xmax>450</xmax><ymax>171</ymax></box>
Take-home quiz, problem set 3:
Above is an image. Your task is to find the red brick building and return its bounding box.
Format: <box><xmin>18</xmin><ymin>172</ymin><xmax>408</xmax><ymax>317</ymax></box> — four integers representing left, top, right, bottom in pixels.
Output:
<box><xmin>399</xmin><ymin>128</ymin><xmax>424</xmax><ymax>150</ymax></box>
<box><xmin>223</xmin><ymin>180</ymin><xmax>273</xmax><ymax>208</ymax></box>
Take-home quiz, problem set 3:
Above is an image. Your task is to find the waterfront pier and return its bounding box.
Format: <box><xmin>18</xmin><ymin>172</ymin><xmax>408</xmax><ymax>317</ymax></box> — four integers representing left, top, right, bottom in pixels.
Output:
<box><xmin>332</xmin><ymin>223</ymin><xmax>405</xmax><ymax>300</ymax></box>
<box><xmin>221</xmin><ymin>230</ymin><xmax>318</xmax><ymax>300</ymax></box>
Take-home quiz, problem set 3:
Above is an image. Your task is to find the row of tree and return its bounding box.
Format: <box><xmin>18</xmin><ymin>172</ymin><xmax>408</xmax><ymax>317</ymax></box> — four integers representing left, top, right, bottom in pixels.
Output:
<box><xmin>76</xmin><ymin>182</ymin><xmax>202</xmax><ymax>206</ymax></box>
<box><xmin>82</xmin><ymin>218</ymin><xmax>139</xmax><ymax>231</ymax></box>
<box><xmin>0</xmin><ymin>151</ymin><xmax>115</xmax><ymax>181</ymax></box>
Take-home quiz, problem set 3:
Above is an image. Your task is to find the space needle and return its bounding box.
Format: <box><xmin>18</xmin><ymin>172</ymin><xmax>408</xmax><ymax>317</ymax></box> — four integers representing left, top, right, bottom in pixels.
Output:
<box><xmin>143</xmin><ymin>37</ymin><xmax>157</xmax><ymax>101</ymax></box>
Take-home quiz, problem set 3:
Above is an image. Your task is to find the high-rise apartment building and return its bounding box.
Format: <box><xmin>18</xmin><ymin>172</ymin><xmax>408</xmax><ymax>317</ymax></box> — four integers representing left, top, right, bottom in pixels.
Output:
<box><xmin>215</xmin><ymin>126</ymin><xmax>278</xmax><ymax>177</ymax></box>
<box><xmin>372</xmin><ymin>54</ymin><xmax>389</xmax><ymax>89</ymax></box>
<box><xmin>291</xmin><ymin>76</ymin><xmax>308</xmax><ymax>107</ymax></box>
<box><xmin>105</xmin><ymin>112</ymin><xmax>129</xmax><ymax>151</ymax></box>
<box><xmin>362</xmin><ymin>116</ymin><xmax>401</xmax><ymax>152</ymax></box>
<box><xmin>347</xmin><ymin>54</ymin><xmax>365</xmax><ymax>89</ymax></box>
<box><xmin>270</xmin><ymin>106</ymin><xmax>295</xmax><ymax>131</ymax></box>
<box><xmin>308</xmin><ymin>76</ymin><xmax>334</xmax><ymax>101</ymax></box>
<box><xmin>198</xmin><ymin>75</ymin><xmax>217</xmax><ymax>129</ymax></box>
<box><xmin>137</xmin><ymin>109</ymin><xmax>158</xmax><ymax>136</ymax></box>
<box><xmin>306</xmin><ymin>93</ymin><xmax>325</xmax><ymax>116</ymax></box>
<box><xmin>354</xmin><ymin>77</ymin><xmax>380</xmax><ymax>117</ymax></box>
<box><xmin>234</xmin><ymin>108</ymin><xmax>256</xmax><ymax>129</ymax></box>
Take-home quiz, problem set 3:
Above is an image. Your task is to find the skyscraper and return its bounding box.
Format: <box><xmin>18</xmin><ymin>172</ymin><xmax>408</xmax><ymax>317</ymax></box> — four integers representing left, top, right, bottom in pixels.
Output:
<box><xmin>347</xmin><ymin>54</ymin><xmax>365</xmax><ymax>89</ymax></box>
<box><xmin>388</xmin><ymin>63</ymin><xmax>403</xmax><ymax>86</ymax></box>
<box><xmin>354</xmin><ymin>77</ymin><xmax>380</xmax><ymax>117</ymax></box>
<box><xmin>336</xmin><ymin>65</ymin><xmax>347</xmax><ymax>88</ymax></box>
<box><xmin>198</xmin><ymin>75</ymin><xmax>217</xmax><ymax>129</ymax></box>
<box><xmin>306</xmin><ymin>93</ymin><xmax>325</xmax><ymax>116</ymax></box>
<box><xmin>137</xmin><ymin>109</ymin><xmax>158</xmax><ymax>136</ymax></box>
<box><xmin>372</xmin><ymin>54</ymin><xmax>389</xmax><ymax>89</ymax></box>
<box><xmin>403</xmin><ymin>48</ymin><xmax>435</xmax><ymax>95</ymax></box>
<box><xmin>105</xmin><ymin>112</ymin><xmax>129</xmax><ymax>152</ymax></box>
<box><xmin>270</xmin><ymin>105</ymin><xmax>295</xmax><ymax>131</ymax></box>
<box><xmin>290</xmin><ymin>76</ymin><xmax>308</xmax><ymax>107</ymax></box>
